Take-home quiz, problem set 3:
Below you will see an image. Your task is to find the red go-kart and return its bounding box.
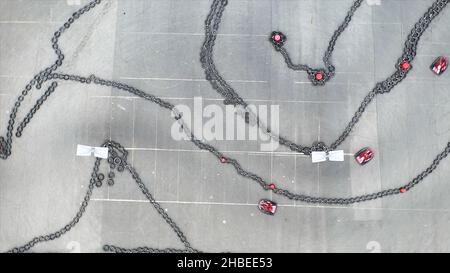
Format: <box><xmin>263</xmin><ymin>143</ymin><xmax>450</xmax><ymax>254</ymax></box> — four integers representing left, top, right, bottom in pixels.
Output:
<box><xmin>258</xmin><ymin>199</ymin><xmax>277</xmax><ymax>215</ymax></box>
<box><xmin>355</xmin><ymin>147</ymin><xmax>374</xmax><ymax>165</ymax></box>
<box><xmin>430</xmin><ymin>56</ymin><xmax>448</xmax><ymax>75</ymax></box>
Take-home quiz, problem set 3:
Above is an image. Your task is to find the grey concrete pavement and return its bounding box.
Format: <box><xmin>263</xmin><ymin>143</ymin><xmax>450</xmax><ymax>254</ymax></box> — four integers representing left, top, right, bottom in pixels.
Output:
<box><xmin>1</xmin><ymin>0</ymin><xmax>450</xmax><ymax>253</ymax></box>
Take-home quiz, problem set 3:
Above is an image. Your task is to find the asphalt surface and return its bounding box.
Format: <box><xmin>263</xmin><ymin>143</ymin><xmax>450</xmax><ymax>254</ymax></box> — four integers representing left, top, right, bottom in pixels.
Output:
<box><xmin>1</xmin><ymin>0</ymin><xmax>450</xmax><ymax>253</ymax></box>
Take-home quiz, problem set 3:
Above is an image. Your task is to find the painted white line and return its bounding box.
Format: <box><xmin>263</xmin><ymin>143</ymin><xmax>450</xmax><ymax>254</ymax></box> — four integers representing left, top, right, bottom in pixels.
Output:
<box><xmin>119</xmin><ymin>76</ymin><xmax>268</xmax><ymax>84</ymax></box>
<box><xmin>90</xmin><ymin>95</ymin><xmax>350</xmax><ymax>104</ymax></box>
<box><xmin>124</xmin><ymin>147</ymin><xmax>354</xmax><ymax>157</ymax></box>
<box><xmin>91</xmin><ymin>198</ymin><xmax>450</xmax><ymax>213</ymax></box>
<box><xmin>0</xmin><ymin>75</ymin><xmax>32</xmax><ymax>78</ymax></box>
<box><xmin>120</xmin><ymin>32</ymin><xmax>269</xmax><ymax>37</ymax></box>
<box><xmin>125</xmin><ymin>147</ymin><xmax>351</xmax><ymax>157</ymax></box>
<box><xmin>0</xmin><ymin>20</ymin><xmax>51</xmax><ymax>24</ymax></box>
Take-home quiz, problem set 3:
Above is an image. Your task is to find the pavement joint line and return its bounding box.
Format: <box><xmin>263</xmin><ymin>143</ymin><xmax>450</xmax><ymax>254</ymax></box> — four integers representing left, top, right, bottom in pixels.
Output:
<box><xmin>91</xmin><ymin>198</ymin><xmax>450</xmax><ymax>213</ymax></box>
<box><xmin>0</xmin><ymin>75</ymin><xmax>34</xmax><ymax>78</ymax></box>
<box><xmin>119</xmin><ymin>32</ymin><xmax>270</xmax><ymax>37</ymax></box>
<box><xmin>131</xmin><ymin>99</ymin><xmax>136</xmax><ymax>165</ymax></box>
<box><xmin>119</xmin><ymin>76</ymin><xmax>268</xmax><ymax>83</ymax></box>
<box><xmin>124</xmin><ymin>147</ymin><xmax>355</xmax><ymax>157</ymax></box>
<box><xmin>0</xmin><ymin>20</ymin><xmax>56</xmax><ymax>24</ymax></box>
<box><xmin>120</xmin><ymin>24</ymin><xmax>404</xmax><ymax>37</ymax></box>
<box><xmin>0</xmin><ymin>20</ymin><xmax>92</xmax><ymax>25</ymax></box>
<box><xmin>90</xmin><ymin>95</ymin><xmax>352</xmax><ymax>104</ymax></box>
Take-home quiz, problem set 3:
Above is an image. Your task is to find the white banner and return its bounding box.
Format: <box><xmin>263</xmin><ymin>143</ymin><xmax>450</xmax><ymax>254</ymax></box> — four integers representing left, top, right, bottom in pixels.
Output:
<box><xmin>311</xmin><ymin>150</ymin><xmax>344</xmax><ymax>163</ymax></box>
<box><xmin>76</xmin><ymin>144</ymin><xmax>109</xmax><ymax>159</ymax></box>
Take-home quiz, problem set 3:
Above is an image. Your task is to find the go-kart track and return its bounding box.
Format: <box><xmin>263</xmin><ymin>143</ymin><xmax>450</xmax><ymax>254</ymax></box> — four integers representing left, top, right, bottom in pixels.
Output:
<box><xmin>1</xmin><ymin>0</ymin><xmax>450</xmax><ymax>253</ymax></box>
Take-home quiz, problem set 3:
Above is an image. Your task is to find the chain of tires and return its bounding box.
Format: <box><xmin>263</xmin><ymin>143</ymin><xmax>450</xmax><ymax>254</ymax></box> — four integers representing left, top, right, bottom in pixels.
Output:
<box><xmin>273</xmin><ymin>0</ymin><xmax>364</xmax><ymax>85</ymax></box>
